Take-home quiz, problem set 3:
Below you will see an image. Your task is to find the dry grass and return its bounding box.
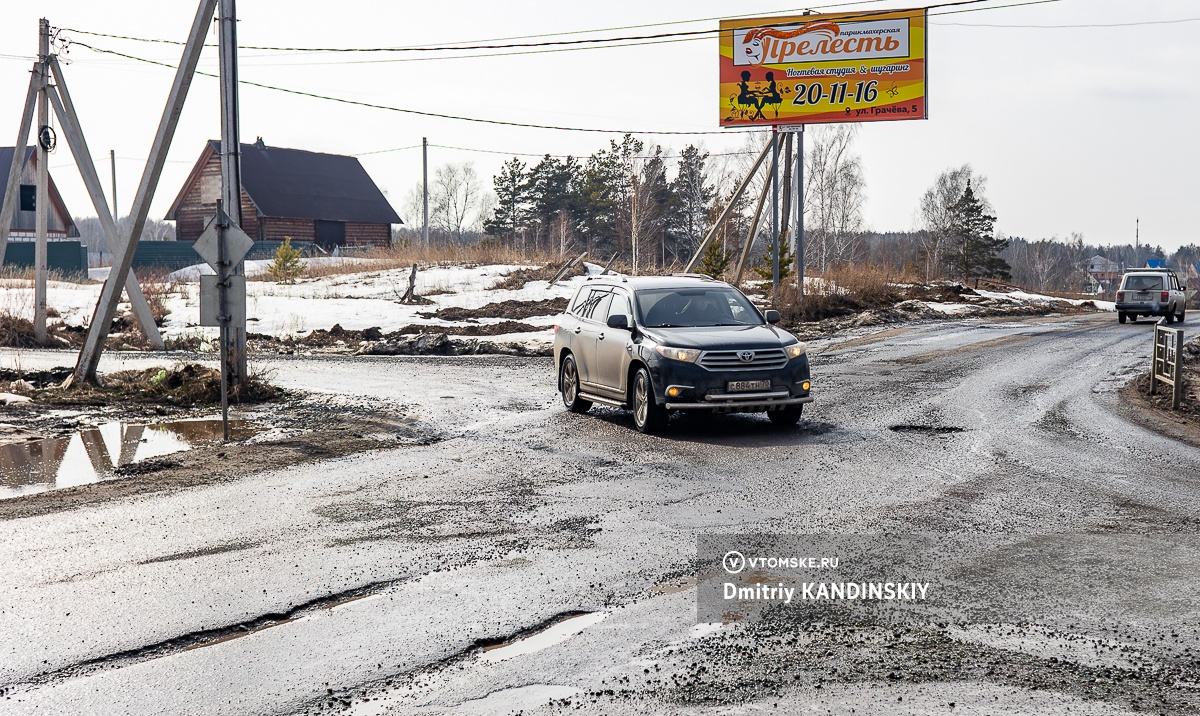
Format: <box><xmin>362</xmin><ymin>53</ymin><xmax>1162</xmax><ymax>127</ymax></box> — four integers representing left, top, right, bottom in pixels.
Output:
<box><xmin>135</xmin><ymin>267</ymin><xmax>185</xmax><ymax>326</ymax></box>
<box><xmin>285</xmin><ymin>244</ymin><xmax>561</xmax><ymax>282</ymax></box>
<box><xmin>776</xmin><ymin>263</ymin><xmax>922</xmax><ymax>322</ymax></box>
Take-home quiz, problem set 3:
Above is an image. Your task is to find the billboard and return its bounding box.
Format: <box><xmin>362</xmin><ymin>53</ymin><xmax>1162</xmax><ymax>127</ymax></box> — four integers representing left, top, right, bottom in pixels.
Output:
<box><xmin>719</xmin><ymin>8</ymin><xmax>927</xmax><ymax>127</ymax></box>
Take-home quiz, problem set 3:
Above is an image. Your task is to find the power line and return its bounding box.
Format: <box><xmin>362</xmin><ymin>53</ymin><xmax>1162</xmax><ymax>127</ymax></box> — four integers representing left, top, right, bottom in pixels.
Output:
<box><xmin>933</xmin><ymin>16</ymin><xmax>1200</xmax><ymax>28</ymax></box>
<box><xmin>71</xmin><ymin>40</ymin><xmax>738</xmax><ymax>136</ymax></box>
<box><xmin>356</xmin><ymin>143</ymin><xmax>759</xmax><ymax>159</ymax></box>
<box><xmin>56</xmin><ymin>0</ymin><xmax>893</xmax><ymax>53</ymax></box>
<box><xmin>59</xmin><ymin>0</ymin><xmax>1052</xmax><ymax>59</ymax></box>
<box><xmin>66</xmin><ymin>0</ymin><xmax>1065</xmax><ymax>137</ymax></box>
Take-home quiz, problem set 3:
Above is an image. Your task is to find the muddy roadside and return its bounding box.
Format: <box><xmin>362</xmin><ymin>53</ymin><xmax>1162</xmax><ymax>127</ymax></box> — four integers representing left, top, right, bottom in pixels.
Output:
<box><xmin>1119</xmin><ymin>335</ymin><xmax>1200</xmax><ymax>448</ymax></box>
<box><xmin>0</xmin><ymin>364</ymin><xmax>438</xmax><ymax>521</ymax></box>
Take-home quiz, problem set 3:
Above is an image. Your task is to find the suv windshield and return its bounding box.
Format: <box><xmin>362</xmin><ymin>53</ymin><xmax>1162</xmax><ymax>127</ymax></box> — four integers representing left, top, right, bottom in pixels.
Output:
<box><xmin>636</xmin><ymin>287</ymin><xmax>763</xmax><ymax>328</ymax></box>
<box><xmin>1122</xmin><ymin>275</ymin><xmax>1164</xmax><ymax>291</ymax></box>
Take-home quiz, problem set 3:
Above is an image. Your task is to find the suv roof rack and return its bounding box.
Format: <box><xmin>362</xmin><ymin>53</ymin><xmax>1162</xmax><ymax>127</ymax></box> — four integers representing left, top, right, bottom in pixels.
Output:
<box><xmin>669</xmin><ymin>272</ymin><xmax>718</xmax><ymax>281</ymax></box>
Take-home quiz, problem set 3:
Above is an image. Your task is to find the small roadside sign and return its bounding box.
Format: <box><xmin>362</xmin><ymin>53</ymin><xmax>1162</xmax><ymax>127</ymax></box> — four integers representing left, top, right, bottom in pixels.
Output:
<box><xmin>193</xmin><ymin>214</ymin><xmax>254</xmax><ymax>270</ymax></box>
<box><xmin>199</xmin><ymin>275</ymin><xmax>246</xmax><ymax>327</ymax></box>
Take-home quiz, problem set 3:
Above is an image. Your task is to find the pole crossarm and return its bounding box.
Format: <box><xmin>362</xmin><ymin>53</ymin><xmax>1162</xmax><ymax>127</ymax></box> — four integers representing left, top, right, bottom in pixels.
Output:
<box><xmin>73</xmin><ymin>0</ymin><xmax>218</xmax><ymax>384</ymax></box>
<box><xmin>0</xmin><ymin>71</ymin><xmax>39</xmax><ymax>266</ymax></box>
<box><xmin>46</xmin><ymin>65</ymin><xmax>163</xmax><ymax>348</ymax></box>
<box><xmin>684</xmin><ymin>138</ymin><xmax>775</xmax><ymax>274</ymax></box>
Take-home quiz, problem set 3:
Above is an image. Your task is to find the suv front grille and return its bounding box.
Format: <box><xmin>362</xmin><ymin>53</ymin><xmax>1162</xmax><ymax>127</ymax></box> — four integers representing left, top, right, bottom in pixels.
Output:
<box><xmin>699</xmin><ymin>348</ymin><xmax>788</xmax><ymax>371</ymax></box>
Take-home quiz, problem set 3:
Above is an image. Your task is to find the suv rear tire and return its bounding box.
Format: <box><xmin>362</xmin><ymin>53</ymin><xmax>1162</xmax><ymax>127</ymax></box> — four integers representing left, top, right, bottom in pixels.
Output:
<box><xmin>632</xmin><ymin>367</ymin><xmax>668</xmax><ymax>433</ymax></box>
<box><xmin>768</xmin><ymin>405</ymin><xmax>803</xmax><ymax>426</ymax></box>
<box><xmin>1118</xmin><ymin>312</ymin><xmax>1127</xmax><ymax>324</ymax></box>
<box><xmin>560</xmin><ymin>354</ymin><xmax>592</xmax><ymax>413</ymax></box>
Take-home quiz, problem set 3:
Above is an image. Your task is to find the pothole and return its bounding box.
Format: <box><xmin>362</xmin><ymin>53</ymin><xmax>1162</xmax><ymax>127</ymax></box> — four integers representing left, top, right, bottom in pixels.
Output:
<box><xmin>0</xmin><ymin>418</ymin><xmax>258</xmax><ymax>499</ymax></box>
<box><xmin>479</xmin><ymin>611</ymin><xmax>608</xmax><ymax>663</ymax></box>
<box><xmin>888</xmin><ymin>424</ymin><xmax>966</xmax><ymax>435</ymax></box>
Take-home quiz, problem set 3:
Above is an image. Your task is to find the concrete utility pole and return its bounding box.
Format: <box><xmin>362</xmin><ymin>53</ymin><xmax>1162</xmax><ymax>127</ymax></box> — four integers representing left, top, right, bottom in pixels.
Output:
<box><xmin>73</xmin><ymin>0</ymin><xmax>217</xmax><ymax>384</ymax></box>
<box><xmin>109</xmin><ymin>149</ymin><xmax>118</xmax><ymax>224</ymax></box>
<box><xmin>422</xmin><ymin>137</ymin><xmax>429</xmax><ymax>246</ymax></box>
<box><xmin>218</xmin><ymin>0</ymin><xmax>246</xmax><ymax>388</ymax></box>
<box><xmin>770</xmin><ymin>129</ymin><xmax>780</xmax><ymax>295</ymax></box>
<box><xmin>795</xmin><ymin>125</ymin><xmax>805</xmax><ymax>300</ymax></box>
<box><xmin>631</xmin><ymin>172</ymin><xmax>639</xmax><ymax>275</ymax></box>
<box><xmin>34</xmin><ymin>18</ymin><xmax>49</xmax><ymax>344</ymax></box>
<box><xmin>0</xmin><ymin>68</ymin><xmax>39</xmax><ymax>267</ymax></box>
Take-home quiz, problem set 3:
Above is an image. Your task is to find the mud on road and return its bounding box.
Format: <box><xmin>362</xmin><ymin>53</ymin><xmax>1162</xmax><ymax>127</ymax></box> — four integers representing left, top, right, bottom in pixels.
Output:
<box><xmin>1</xmin><ymin>313</ymin><xmax>1199</xmax><ymax>716</ymax></box>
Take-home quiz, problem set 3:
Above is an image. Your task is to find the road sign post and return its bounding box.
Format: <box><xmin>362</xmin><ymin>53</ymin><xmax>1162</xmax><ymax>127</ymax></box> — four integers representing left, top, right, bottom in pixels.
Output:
<box><xmin>196</xmin><ymin>200</ymin><xmax>252</xmax><ymax>440</ymax></box>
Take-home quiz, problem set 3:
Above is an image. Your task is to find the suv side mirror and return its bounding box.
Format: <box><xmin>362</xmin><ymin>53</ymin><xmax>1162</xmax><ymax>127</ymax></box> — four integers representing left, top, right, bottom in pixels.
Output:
<box><xmin>764</xmin><ymin>309</ymin><xmax>781</xmax><ymax>324</ymax></box>
<box><xmin>606</xmin><ymin>314</ymin><xmax>630</xmax><ymax>330</ymax></box>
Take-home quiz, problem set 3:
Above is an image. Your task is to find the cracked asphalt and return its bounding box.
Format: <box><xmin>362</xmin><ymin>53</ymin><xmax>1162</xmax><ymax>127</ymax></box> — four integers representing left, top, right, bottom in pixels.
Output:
<box><xmin>2</xmin><ymin>313</ymin><xmax>1199</xmax><ymax>715</ymax></box>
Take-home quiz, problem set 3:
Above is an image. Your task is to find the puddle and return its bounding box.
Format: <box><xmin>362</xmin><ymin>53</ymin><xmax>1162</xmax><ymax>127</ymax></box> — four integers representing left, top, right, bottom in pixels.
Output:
<box><xmin>889</xmin><ymin>424</ymin><xmax>966</xmax><ymax>435</ymax></box>
<box><xmin>480</xmin><ymin>611</ymin><xmax>607</xmax><ymax>663</ymax></box>
<box><xmin>0</xmin><ymin>419</ymin><xmax>257</xmax><ymax>499</ymax></box>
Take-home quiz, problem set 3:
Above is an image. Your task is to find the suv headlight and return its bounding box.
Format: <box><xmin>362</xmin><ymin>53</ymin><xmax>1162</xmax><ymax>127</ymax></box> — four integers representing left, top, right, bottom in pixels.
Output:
<box><xmin>654</xmin><ymin>345</ymin><xmax>701</xmax><ymax>363</ymax></box>
<box><xmin>784</xmin><ymin>342</ymin><xmax>808</xmax><ymax>359</ymax></box>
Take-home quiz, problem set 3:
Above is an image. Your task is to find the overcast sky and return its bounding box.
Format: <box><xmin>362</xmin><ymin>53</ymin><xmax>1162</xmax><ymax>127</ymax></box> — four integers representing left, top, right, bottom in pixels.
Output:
<box><xmin>1</xmin><ymin>0</ymin><xmax>1196</xmax><ymax>251</ymax></box>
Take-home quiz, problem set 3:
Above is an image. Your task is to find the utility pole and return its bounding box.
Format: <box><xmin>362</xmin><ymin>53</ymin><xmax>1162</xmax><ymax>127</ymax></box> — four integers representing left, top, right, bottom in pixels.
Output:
<box><xmin>218</xmin><ymin>0</ymin><xmax>246</xmax><ymax>389</ymax></box>
<box><xmin>34</xmin><ymin>18</ymin><xmax>49</xmax><ymax>344</ymax></box>
<box><xmin>795</xmin><ymin>125</ymin><xmax>805</xmax><ymax>300</ymax></box>
<box><xmin>109</xmin><ymin>149</ymin><xmax>117</xmax><ymax>220</ymax></box>
<box><xmin>422</xmin><ymin>137</ymin><xmax>429</xmax><ymax>246</ymax></box>
<box><xmin>770</xmin><ymin>129</ymin><xmax>780</xmax><ymax>296</ymax></box>
<box><xmin>631</xmin><ymin>172</ymin><xmax>639</xmax><ymax>275</ymax></box>
<box><xmin>109</xmin><ymin>149</ymin><xmax>118</xmax><ymax>261</ymax></box>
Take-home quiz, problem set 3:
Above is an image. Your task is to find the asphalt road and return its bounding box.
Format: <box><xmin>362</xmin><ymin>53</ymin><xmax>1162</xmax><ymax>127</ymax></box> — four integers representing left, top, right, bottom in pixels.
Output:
<box><xmin>2</xmin><ymin>313</ymin><xmax>1199</xmax><ymax>715</ymax></box>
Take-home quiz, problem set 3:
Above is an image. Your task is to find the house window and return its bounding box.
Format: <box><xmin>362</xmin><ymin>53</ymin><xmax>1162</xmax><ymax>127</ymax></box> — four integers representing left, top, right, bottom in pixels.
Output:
<box><xmin>19</xmin><ymin>185</ymin><xmax>35</xmax><ymax>212</ymax></box>
<box><xmin>314</xmin><ymin>220</ymin><xmax>345</xmax><ymax>251</ymax></box>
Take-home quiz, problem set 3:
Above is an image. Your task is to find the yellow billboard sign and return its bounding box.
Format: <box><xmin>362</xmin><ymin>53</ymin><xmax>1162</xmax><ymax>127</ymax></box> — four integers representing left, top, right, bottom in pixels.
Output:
<box><xmin>720</xmin><ymin>8</ymin><xmax>927</xmax><ymax>126</ymax></box>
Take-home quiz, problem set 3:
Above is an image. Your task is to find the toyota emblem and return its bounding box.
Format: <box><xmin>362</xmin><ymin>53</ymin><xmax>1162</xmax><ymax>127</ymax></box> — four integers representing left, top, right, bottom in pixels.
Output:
<box><xmin>738</xmin><ymin>351</ymin><xmax>755</xmax><ymax>362</ymax></box>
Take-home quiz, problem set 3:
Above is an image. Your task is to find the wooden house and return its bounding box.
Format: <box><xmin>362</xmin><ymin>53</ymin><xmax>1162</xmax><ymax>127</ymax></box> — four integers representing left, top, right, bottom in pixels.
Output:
<box><xmin>166</xmin><ymin>139</ymin><xmax>401</xmax><ymax>251</ymax></box>
<box><xmin>0</xmin><ymin>146</ymin><xmax>80</xmax><ymax>240</ymax></box>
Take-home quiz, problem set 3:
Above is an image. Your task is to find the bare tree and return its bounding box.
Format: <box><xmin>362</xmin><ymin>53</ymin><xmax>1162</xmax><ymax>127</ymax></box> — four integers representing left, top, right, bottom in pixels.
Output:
<box><xmin>803</xmin><ymin>125</ymin><xmax>867</xmax><ymax>271</ymax></box>
<box><xmin>431</xmin><ymin>162</ymin><xmax>482</xmax><ymax>242</ymax></box>
<box><xmin>919</xmin><ymin>165</ymin><xmax>990</xmax><ymax>280</ymax></box>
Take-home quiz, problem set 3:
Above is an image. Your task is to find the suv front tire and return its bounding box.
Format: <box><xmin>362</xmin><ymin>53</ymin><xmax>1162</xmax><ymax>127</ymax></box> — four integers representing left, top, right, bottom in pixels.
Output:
<box><xmin>632</xmin><ymin>367</ymin><xmax>668</xmax><ymax>433</ymax></box>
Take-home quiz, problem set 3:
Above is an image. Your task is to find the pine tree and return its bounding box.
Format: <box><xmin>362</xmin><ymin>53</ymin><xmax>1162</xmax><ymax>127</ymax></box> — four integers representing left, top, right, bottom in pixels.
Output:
<box><xmin>753</xmin><ymin>234</ymin><xmax>794</xmax><ymax>280</ymax></box>
<box><xmin>268</xmin><ymin>237</ymin><xmax>304</xmax><ymax>284</ymax></box>
<box><xmin>943</xmin><ymin>181</ymin><xmax>1010</xmax><ymax>283</ymax></box>
<box><xmin>483</xmin><ymin>157</ymin><xmax>528</xmax><ymax>244</ymax></box>
<box><xmin>697</xmin><ymin>240</ymin><xmax>731</xmax><ymax>279</ymax></box>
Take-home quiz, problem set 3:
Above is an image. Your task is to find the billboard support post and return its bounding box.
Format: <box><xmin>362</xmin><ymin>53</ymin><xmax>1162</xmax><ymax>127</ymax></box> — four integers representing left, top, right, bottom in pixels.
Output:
<box><xmin>770</xmin><ymin>130</ymin><xmax>780</xmax><ymax>295</ymax></box>
<box><xmin>795</xmin><ymin>125</ymin><xmax>805</xmax><ymax>301</ymax></box>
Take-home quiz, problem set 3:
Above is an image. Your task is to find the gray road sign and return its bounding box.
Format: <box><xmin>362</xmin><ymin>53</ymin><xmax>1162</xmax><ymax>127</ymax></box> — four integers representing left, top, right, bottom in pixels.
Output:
<box><xmin>199</xmin><ymin>274</ymin><xmax>246</xmax><ymax>327</ymax></box>
<box><xmin>193</xmin><ymin>215</ymin><xmax>254</xmax><ymax>270</ymax></box>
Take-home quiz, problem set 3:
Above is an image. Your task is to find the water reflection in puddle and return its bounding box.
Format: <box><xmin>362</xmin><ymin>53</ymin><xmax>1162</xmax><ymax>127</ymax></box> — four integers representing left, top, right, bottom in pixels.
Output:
<box><xmin>0</xmin><ymin>419</ymin><xmax>256</xmax><ymax>499</ymax></box>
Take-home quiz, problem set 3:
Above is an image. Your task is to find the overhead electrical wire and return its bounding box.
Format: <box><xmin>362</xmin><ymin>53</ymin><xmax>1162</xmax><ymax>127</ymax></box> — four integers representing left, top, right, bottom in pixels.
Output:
<box><xmin>59</xmin><ymin>0</ymin><xmax>1058</xmax><ymax>58</ymax></box>
<box><xmin>56</xmin><ymin>0</ymin><xmax>896</xmax><ymax>53</ymax></box>
<box><xmin>356</xmin><ymin>143</ymin><xmax>757</xmax><ymax>159</ymax></box>
<box><xmin>66</xmin><ymin>0</ymin><xmax>1068</xmax><ymax>137</ymax></box>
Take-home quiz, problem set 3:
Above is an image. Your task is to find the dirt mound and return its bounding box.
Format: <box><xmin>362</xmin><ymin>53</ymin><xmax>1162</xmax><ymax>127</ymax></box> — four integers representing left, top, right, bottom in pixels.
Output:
<box><xmin>420</xmin><ymin>298</ymin><xmax>568</xmax><ymax>322</ymax></box>
<box><xmin>43</xmin><ymin>363</ymin><xmax>289</xmax><ymax>407</ymax></box>
<box><xmin>0</xmin><ymin>367</ymin><xmax>73</xmax><ymax>389</ymax></box>
<box><xmin>489</xmin><ymin>263</ymin><xmax>585</xmax><ymax>291</ymax></box>
<box><xmin>356</xmin><ymin>333</ymin><xmax>550</xmax><ymax>357</ymax></box>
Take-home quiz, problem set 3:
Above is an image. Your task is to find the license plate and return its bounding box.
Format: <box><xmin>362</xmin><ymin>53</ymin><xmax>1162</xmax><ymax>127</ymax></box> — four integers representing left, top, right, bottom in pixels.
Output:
<box><xmin>728</xmin><ymin>380</ymin><xmax>771</xmax><ymax>392</ymax></box>
<box><xmin>1135</xmin><ymin>292</ymin><xmax>1149</xmax><ymax>300</ymax></box>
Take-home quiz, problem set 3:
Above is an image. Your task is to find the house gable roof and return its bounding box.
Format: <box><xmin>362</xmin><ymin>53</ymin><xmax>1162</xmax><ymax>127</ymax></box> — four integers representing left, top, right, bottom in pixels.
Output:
<box><xmin>166</xmin><ymin>141</ymin><xmax>401</xmax><ymax>225</ymax></box>
<box><xmin>0</xmin><ymin>146</ymin><xmax>79</xmax><ymax>237</ymax></box>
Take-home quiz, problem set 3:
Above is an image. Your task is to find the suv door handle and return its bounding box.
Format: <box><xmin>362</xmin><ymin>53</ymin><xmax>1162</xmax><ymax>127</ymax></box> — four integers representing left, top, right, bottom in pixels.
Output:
<box><xmin>598</xmin><ymin>333</ymin><xmax>606</xmax><ymax>341</ymax></box>
<box><xmin>573</xmin><ymin>326</ymin><xmax>582</xmax><ymax>334</ymax></box>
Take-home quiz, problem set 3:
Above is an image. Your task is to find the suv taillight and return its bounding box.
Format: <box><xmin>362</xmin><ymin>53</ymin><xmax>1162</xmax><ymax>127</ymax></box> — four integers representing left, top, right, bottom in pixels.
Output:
<box><xmin>1117</xmin><ymin>291</ymin><xmax>1124</xmax><ymax>301</ymax></box>
<box><xmin>1162</xmin><ymin>291</ymin><xmax>1169</xmax><ymax>302</ymax></box>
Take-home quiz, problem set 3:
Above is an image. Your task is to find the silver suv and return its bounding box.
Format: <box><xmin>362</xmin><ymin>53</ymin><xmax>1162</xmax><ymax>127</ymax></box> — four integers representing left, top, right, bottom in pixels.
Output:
<box><xmin>1115</xmin><ymin>269</ymin><xmax>1187</xmax><ymax>324</ymax></box>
